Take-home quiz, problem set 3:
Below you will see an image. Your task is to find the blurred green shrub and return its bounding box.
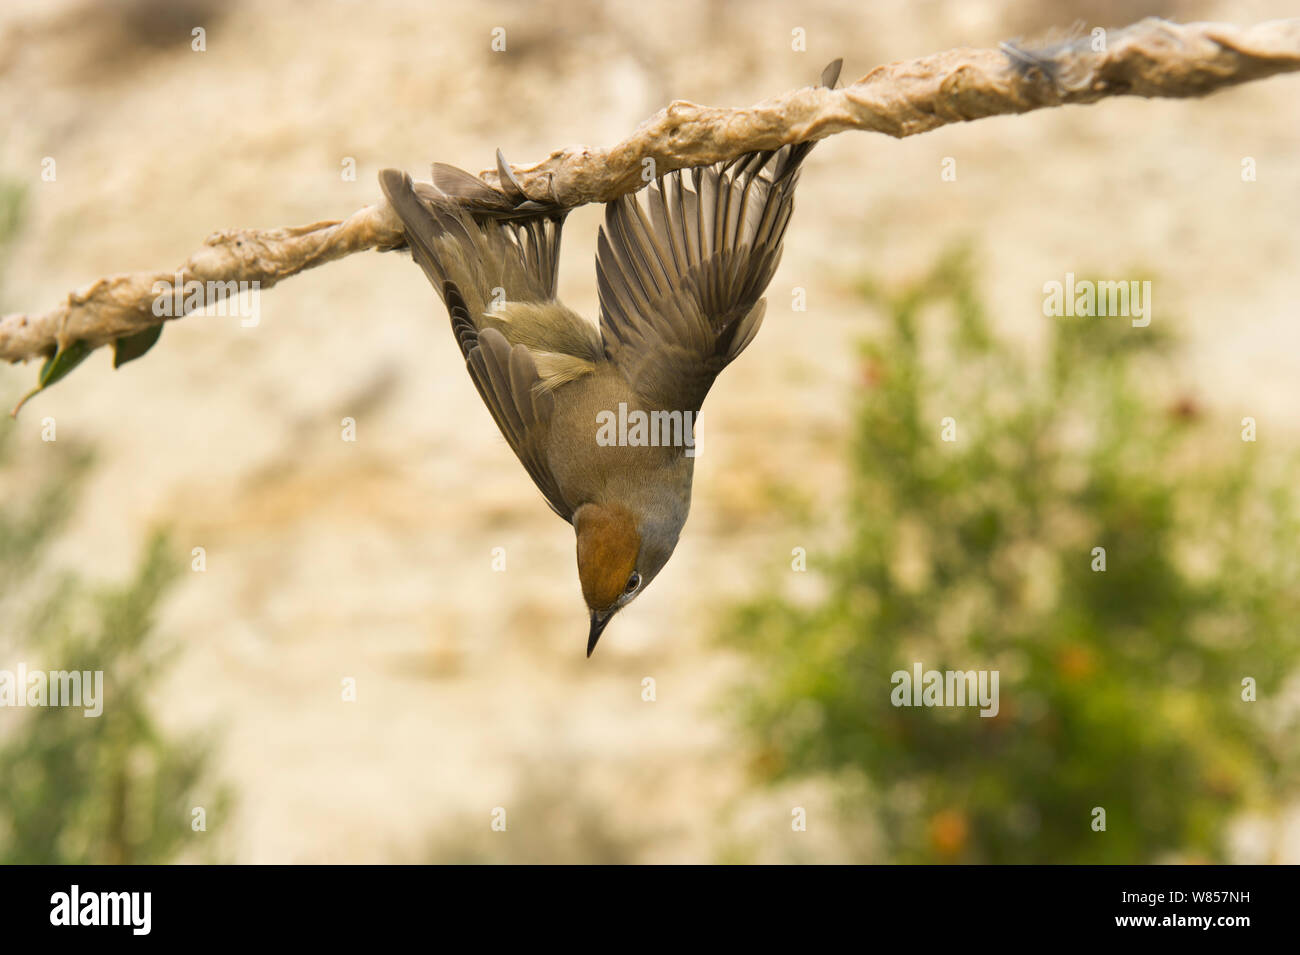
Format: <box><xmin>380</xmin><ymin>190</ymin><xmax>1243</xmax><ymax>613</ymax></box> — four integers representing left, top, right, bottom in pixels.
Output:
<box><xmin>722</xmin><ymin>249</ymin><xmax>1300</xmax><ymax>863</ymax></box>
<box><xmin>0</xmin><ymin>181</ymin><xmax>228</xmax><ymax>864</ymax></box>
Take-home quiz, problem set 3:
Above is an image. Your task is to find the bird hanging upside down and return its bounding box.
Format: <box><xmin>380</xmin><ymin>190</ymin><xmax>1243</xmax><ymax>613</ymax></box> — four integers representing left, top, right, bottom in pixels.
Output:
<box><xmin>380</xmin><ymin>60</ymin><xmax>840</xmax><ymax>657</ymax></box>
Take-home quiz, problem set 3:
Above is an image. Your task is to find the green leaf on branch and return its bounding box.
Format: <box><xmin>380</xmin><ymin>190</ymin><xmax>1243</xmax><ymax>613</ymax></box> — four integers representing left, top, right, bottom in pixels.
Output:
<box><xmin>11</xmin><ymin>339</ymin><xmax>94</xmax><ymax>417</ymax></box>
<box><xmin>112</xmin><ymin>324</ymin><xmax>164</xmax><ymax>369</ymax></box>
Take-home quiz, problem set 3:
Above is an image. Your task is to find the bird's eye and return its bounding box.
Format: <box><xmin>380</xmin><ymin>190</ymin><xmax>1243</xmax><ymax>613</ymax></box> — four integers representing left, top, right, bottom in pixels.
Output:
<box><xmin>625</xmin><ymin>572</ymin><xmax>641</xmax><ymax>594</ymax></box>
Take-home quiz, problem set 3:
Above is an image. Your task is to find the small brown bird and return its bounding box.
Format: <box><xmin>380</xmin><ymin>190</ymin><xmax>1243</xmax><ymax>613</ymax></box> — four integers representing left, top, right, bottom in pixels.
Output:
<box><xmin>381</xmin><ymin>61</ymin><xmax>839</xmax><ymax>656</ymax></box>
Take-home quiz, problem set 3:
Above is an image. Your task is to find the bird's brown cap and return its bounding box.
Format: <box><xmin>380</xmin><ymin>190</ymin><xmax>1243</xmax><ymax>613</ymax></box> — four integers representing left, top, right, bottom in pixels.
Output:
<box><xmin>574</xmin><ymin>503</ymin><xmax>640</xmax><ymax>613</ymax></box>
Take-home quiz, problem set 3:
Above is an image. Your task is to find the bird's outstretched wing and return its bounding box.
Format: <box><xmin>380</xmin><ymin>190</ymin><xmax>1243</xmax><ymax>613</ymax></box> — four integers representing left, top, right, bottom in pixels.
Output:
<box><xmin>380</xmin><ymin>165</ymin><xmax>567</xmax><ymax>329</ymax></box>
<box><xmin>595</xmin><ymin>60</ymin><xmax>839</xmax><ymax>415</ymax></box>
<box><xmin>463</xmin><ymin>325</ymin><xmax>569</xmax><ymax>520</ymax></box>
<box><xmin>594</xmin><ymin>145</ymin><xmax>809</xmax><ymax>414</ymax></box>
<box><xmin>380</xmin><ymin>166</ymin><xmax>578</xmax><ymax>519</ymax></box>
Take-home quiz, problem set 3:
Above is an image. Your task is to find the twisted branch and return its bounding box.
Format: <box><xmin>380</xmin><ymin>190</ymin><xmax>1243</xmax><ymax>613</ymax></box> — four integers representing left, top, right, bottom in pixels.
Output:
<box><xmin>2</xmin><ymin>17</ymin><xmax>1297</xmax><ymax>374</ymax></box>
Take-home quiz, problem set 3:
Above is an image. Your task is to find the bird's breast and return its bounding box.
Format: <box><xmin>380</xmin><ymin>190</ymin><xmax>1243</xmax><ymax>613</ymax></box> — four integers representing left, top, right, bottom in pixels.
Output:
<box><xmin>546</xmin><ymin>371</ymin><xmax>697</xmax><ymax>510</ymax></box>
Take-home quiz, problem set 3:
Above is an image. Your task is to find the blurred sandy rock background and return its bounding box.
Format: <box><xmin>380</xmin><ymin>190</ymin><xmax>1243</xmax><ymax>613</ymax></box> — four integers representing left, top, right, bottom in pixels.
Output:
<box><xmin>0</xmin><ymin>0</ymin><xmax>1297</xmax><ymax>862</ymax></box>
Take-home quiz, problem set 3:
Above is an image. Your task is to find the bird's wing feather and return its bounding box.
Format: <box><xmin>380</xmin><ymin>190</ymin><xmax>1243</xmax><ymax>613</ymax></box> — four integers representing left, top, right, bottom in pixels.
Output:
<box><xmin>595</xmin><ymin>142</ymin><xmax>813</xmax><ymax>415</ymax></box>
<box><xmin>465</xmin><ymin>328</ymin><xmax>569</xmax><ymax>519</ymax></box>
<box><xmin>380</xmin><ymin>167</ymin><xmax>581</xmax><ymax>520</ymax></box>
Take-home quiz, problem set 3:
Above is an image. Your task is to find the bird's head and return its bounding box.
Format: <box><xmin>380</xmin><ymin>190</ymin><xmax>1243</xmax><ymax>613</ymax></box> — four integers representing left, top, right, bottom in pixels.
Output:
<box><xmin>574</xmin><ymin>501</ymin><xmax>677</xmax><ymax>657</ymax></box>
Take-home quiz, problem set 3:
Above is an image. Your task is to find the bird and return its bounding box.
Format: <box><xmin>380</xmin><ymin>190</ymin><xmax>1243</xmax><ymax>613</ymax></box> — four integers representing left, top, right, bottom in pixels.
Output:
<box><xmin>380</xmin><ymin>60</ymin><xmax>841</xmax><ymax>657</ymax></box>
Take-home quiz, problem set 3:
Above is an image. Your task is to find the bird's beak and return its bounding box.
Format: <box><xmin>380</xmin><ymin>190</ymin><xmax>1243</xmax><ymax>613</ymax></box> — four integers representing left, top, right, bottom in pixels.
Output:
<box><xmin>587</xmin><ymin>611</ymin><xmax>613</xmax><ymax>658</ymax></box>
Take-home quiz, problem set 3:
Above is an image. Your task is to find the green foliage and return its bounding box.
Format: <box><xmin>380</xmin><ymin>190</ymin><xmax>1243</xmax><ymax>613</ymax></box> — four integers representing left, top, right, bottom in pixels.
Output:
<box><xmin>0</xmin><ymin>537</ymin><xmax>229</xmax><ymax>864</ymax></box>
<box><xmin>0</xmin><ymin>176</ymin><xmax>164</xmax><ymax>416</ymax></box>
<box><xmin>0</xmin><ymin>183</ymin><xmax>227</xmax><ymax>864</ymax></box>
<box><xmin>13</xmin><ymin>339</ymin><xmax>94</xmax><ymax>416</ymax></box>
<box><xmin>0</xmin><ymin>435</ymin><xmax>229</xmax><ymax>864</ymax></box>
<box><xmin>112</xmin><ymin>324</ymin><xmax>164</xmax><ymax>369</ymax></box>
<box><xmin>722</xmin><ymin>249</ymin><xmax>1300</xmax><ymax>863</ymax></box>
